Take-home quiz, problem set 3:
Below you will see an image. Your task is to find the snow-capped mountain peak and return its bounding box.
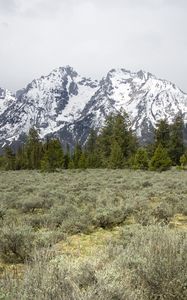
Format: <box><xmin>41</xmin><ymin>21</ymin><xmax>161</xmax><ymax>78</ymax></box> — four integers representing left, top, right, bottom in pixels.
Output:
<box><xmin>0</xmin><ymin>66</ymin><xmax>99</xmax><ymax>147</ymax></box>
<box><xmin>76</xmin><ymin>68</ymin><xmax>187</xmax><ymax>144</ymax></box>
<box><xmin>0</xmin><ymin>66</ymin><xmax>187</xmax><ymax>149</ymax></box>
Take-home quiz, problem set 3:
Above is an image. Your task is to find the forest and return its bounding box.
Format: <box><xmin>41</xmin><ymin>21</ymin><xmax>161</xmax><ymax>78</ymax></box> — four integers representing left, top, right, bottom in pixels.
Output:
<box><xmin>0</xmin><ymin>111</ymin><xmax>187</xmax><ymax>172</ymax></box>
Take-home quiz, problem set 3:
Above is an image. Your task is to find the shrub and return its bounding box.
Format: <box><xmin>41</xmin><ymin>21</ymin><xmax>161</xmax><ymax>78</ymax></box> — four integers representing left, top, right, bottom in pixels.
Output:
<box><xmin>17</xmin><ymin>196</ymin><xmax>53</xmax><ymax>213</ymax></box>
<box><xmin>0</xmin><ymin>251</ymin><xmax>85</xmax><ymax>300</ymax></box>
<box><xmin>93</xmin><ymin>207</ymin><xmax>126</xmax><ymax>229</ymax></box>
<box><xmin>151</xmin><ymin>203</ymin><xmax>173</xmax><ymax>224</ymax></box>
<box><xmin>0</xmin><ymin>226</ymin><xmax>187</xmax><ymax>300</ymax></box>
<box><xmin>48</xmin><ymin>204</ymin><xmax>78</xmax><ymax>228</ymax></box>
<box><xmin>0</xmin><ymin>224</ymin><xmax>35</xmax><ymax>263</ymax></box>
<box><xmin>115</xmin><ymin>226</ymin><xmax>187</xmax><ymax>300</ymax></box>
<box><xmin>0</xmin><ymin>206</ymin><xmax>6</xmax><ymax>220</ymax></box>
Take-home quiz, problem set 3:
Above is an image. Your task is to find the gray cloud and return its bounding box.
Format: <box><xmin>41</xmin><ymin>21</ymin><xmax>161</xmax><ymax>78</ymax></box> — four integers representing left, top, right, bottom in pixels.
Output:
<box><xmin>0</xmin><ymin>0</ymin><xmax>17</xmax><ymax>13</ymax></box>
<box><xmin>0</xmin><ymin>0</ymin><xmax>186</xmax><ymax>92</ymax></box>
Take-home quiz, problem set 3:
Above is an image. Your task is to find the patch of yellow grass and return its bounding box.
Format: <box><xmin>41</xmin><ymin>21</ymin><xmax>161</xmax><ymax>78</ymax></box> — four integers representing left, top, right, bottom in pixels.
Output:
<box><xmin>124</xmin><ymin>215</ymin><xmax>136</xmax><ymax>225</ymax></box>
<box><xmin>149</xmin><ymin>196</ymin><xmax>162</xmax><ymax>209</ymax></box>
<box><xmin>0</xmin><ymin>260</ymin><xmax>24</xmax><ymax>279</ymax></box>
<box><xmin>53</xmin><ymin>226</ymin><xmax>121</xmax><ymax>258</ymax></box>
<box><xmin>169</xmin><ymin>214</ymin><xmax>187</xmax><ymax>230</ymax></box>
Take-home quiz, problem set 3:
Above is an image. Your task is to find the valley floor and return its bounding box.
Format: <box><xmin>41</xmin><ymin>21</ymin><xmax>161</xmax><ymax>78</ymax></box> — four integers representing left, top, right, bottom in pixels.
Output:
<box><xmin>0</xmin><ymin>169</ymin><xmax>187</xmax><ymax>299</ymax></box>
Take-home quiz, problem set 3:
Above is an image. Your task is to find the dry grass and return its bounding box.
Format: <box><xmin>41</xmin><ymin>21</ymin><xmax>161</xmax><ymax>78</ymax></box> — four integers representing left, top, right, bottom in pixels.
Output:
<box><xmin>170</xmin><ymin>214</ymin><xmax>187</xmax><ymax>230</ymax></box>
<box><xmin>54</xmin><ymin>226</ymin><xmax>122</xmax><ymax>258</ymax></box>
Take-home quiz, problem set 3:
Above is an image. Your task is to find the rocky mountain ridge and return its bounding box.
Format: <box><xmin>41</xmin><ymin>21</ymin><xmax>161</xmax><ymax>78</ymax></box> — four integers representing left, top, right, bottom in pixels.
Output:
<box><xmin>0</xmin><ymin>66</ymin><xmax>187</xmax><ymax>149</ymax></box>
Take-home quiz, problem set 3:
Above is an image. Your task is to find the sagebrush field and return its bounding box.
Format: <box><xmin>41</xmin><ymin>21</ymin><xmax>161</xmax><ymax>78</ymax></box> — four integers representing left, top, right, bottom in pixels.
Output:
<box><xmin>0</xmin><ymin>169</ymin><xmax>187</xmax><ymax>299</ymax></box>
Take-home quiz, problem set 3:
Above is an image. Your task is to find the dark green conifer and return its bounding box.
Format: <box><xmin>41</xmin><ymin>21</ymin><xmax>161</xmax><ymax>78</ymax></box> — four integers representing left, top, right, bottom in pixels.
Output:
<box><xmin>169</xmin><ymin>114</ymin><xmax>185</xmax><ymax>165</ymax></box>
<box><xmin>133</xmin><ymin>148</ymin><xmax>149</xmax><ymax>170</ymax></box>
<box><xmin>86</xmin><ymin>129</ymin><xmax>100</xmax><ymax>168</ymax></box>
<box><xmin>41</xmin><ymin>139</ymin><xmax>64</xmax><ymax>172</ymax></box>
<box><xmin>25</xmin><ymin>128</ymin><xmax>42</xmax><ymax>169</ymax></box>
<box><xmin>155</xmin><ymin>119</ymin><xmax>170</xmax><ymax>149</ymax></box>
<box><xmin>97</xmin><ymin>111</ymin><xmax>137</xmax><ymax>167</ymax></box>
<box><xmin>78</xmin><ymin>152</ymin><xmax>88</xmax><ymax>169</ymax></box>
<box><xmin>3</xmin><ymin>146</ymin><xmax>15</xmax><ymax>170</ymax></box>
<box><xmin>150</xmin><ymin>144</ymin><xmax>172</xmax><ymax>171</ymax></box>
<box><xmin>15</xmin><ymin>145</ymin><xmax>27</xmax><ymax>170</ymax></box>
<box><xmin>109</xmin><ymin>140</ymin><xmax>124</xmax><ymax>169</ymax></box>
<box><xmin>72</xmin><ymin>143</ymin><xmax>82</xmax><ymax>168</ymax></box>
<box><xmin>64</xmin><ymin>144</ymin><xmax>71</xmax><ymax>169</ymax></box>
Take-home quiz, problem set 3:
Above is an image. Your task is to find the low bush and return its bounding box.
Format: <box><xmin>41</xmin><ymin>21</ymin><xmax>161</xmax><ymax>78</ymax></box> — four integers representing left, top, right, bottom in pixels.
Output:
<box><xmin>17</xmin><ymin>196</ymin><xmax>53</xmax><ymax>213</ymax></box>
<box><xmin>1</xmin><ymin>226</ymin><xmax>186</xmax><ymax>300</ymax></box>
<box><xmin>116</xmin><ymin>226</ymin><xmax>187</xmax><ymax>300</ymax></box>
<box><xmin>93</xmin><ymin>207</ymin><xmax>127</xmax><ymax>229</ymax></box>
<box><xmin>0</xmin><ymin>224</ymin><xmax>35</xmax><ymax>263</ymax></box>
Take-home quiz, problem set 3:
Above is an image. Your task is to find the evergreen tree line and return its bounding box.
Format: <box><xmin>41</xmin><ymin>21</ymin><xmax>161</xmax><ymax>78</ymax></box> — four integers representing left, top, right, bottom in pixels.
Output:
<box><xmin>0</xmin><ymin>111</ymin><xmax>187</xmax><ymax>172</ymax></box>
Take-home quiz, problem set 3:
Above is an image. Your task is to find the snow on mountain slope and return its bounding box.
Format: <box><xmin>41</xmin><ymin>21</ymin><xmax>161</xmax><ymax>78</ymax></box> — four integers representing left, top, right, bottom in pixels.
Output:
<box><xmin>76</xmin><ymin>69</ymin><xmax>187</xmax><ymax>143</ymax></box>
<box><xmin>0</xmin><ymin>66</ymin><xmax>98</xmax><ymax>146</ymax></box>
<box><xmin>0</xmin><ymin>66</ymin><xmax>187</xmax><ymax>149</ymax></box>
<box><xmin>0</xmin><ymin>88</ymin><xmax>16</xmax><ymax>114</ymax></box>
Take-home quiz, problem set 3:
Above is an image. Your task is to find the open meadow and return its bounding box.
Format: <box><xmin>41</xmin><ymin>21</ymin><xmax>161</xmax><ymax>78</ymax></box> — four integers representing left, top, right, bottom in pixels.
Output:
<box><xmin>0</xmin><ymin>169</ymin><xmax>187</xmax><ymax>299</ymax></box>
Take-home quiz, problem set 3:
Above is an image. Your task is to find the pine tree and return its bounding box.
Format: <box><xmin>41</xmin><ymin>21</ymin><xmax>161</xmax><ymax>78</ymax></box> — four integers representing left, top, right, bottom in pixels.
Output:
<box><xmin>0</xmin><ymin>156</ymin><xmax>5</xmax><ymax>169</ymax></box>
<box><xmin>97</xmin><ymin>114</ymin><xmax>115</xmax><ymax>166</ymax></box>
<box><xmin>86</xmin><ymin>129</ymin><xmax>99</xmax><ymax>168</ymax></box>
<box><xmin>97</xmin><ymin>111</ymin><xmax>137</xmax><ymax>167</ymax></box>
<box><xmin>25</xmin><ymin>128</ymin><xmax>42</xmax><ymax>169</ymax></box>
<box><xmin>64</xmin><ymin>144</ymin><xmax>71</xmax><ymax>169</ymax></box>
<box><xmin>15</xmin><ymin>145</ymin><xmax>27</xmax><ymax>170</ymax></box>
<box><xmin>169</xmin><ymin>114</ymin><xmax>185</xmax><ymax>165</ymax></box>
<box><xmin>133</xmin><ymin>148</ymin><xmax>149</xmax><ymax>170</ymax></box>
<box><xmin>3</xmin><ymin>146</ymin><xmax>15</xmax><ymax>170</ymax></box>
<box><xmin>109</xmin><ymin>140</ymin><xmax>124</xmax><ymax>169</ymax></box>
<box><xmin>155</xmin><ymin>119</ymin><xmax>170</xmax><ymax>149</ymax></box>
<box><xmin>149</xmin><ymin>144</ymin><xmax>172</xmax><ymax>171</ymax></box>
<box><xmin>111</xmin><ymin>111</ymin><xmax>137</xmax><ymax>158</ymax></box>
<box><xmin>68</xmin><ymin>159</ymin><xmax>75</xmax><ymax>169</ymax></box>
<box><xmin>41</xmin><ymin>139</ymin><xmax>64</xmax><ymax>172</ymax></box>
<box><xmin>86</xmin><ymin>129</ymin><xmax>97</xmax><ymax>153</ymax></box>
<box><xmin>72</xmin><ymin>143</ymin><xmax>82</xmax><ymax>168</ymax></box>
<box><xmin>78</xmin><ymin>152</ymin><xmax>87</xmax><ymax>169</ymax></box>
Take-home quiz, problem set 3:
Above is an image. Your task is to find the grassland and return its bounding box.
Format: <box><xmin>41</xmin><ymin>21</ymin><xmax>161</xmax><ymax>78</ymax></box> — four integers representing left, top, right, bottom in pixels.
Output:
<box><xmin>0</xmin><ymin>169</ymin><xmax>187</xmax><ymax>299</ymax></box>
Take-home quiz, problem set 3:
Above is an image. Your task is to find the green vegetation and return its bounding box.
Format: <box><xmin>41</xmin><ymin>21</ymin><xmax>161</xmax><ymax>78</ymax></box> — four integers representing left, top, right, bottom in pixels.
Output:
<box><xmin>41</xmin><ymin>139</ymin><xmax>64</xmax><ymax>172</ymax></box>
<box><xmin>0</xmin><ymin>169</ymin><xmax>187</xmax><ymax>299</ymax></box>
<box><xmin>0</xmin><ymin>111</ymin><xmax>186</xmax><ymax>172</ymax></box>
<box><xmin>133</xmin><ymin>147</ymin><xmax>149</xmax><ymax>170</ymax></box>
<box><xmin>180</xmin><ymin>152</ymin><xmax>187</xmax><ymax>169</ymax></box>
<box><xmin>149</xmin><ymin>144</ymin><xmax>172</xmax><ymax>171</ymax></box>
<box><xmin>0</xmin><ymin>111</ymin><xmax>187</xmax><ymax>298</ymax></box>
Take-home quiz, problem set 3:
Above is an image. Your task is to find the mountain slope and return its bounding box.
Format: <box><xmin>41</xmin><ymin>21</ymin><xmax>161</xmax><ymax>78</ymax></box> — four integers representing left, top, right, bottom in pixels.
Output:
<box><xmin>0</xmin><ymin>66</ymin><xmax>98</xmax><ymax>148</ymax></box>
<box><xmin>0</xmin><ymin>88</ymin><xmax>16</xmax><ymax>115</ymax></box>
<box><xmin>74</xmin><ymin>69</ymin><xmax>187</xmax><ymax>144</ymax></box>
<box><xmin>0</xmin><ymin>66</ymin><xmax>187</xmax><ymax>149</ymax></box>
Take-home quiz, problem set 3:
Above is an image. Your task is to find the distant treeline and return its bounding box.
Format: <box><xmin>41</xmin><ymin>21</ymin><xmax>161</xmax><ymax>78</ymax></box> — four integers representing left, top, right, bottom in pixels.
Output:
<box><xmin>0</xmin><ymin>111</ymin><xmax>187</xmax><ymax>172</ymax></box>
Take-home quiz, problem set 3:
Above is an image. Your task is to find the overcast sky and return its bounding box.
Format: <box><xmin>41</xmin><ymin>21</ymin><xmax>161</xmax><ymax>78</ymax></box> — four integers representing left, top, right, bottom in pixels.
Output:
<box><xmin>0</xmin><ymin>0</ymin><xmax>187</xmax><ymax>92</ymax></box>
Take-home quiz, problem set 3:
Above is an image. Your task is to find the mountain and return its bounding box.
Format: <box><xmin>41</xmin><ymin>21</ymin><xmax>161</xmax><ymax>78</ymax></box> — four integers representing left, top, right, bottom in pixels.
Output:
<box><xmin>0</xmin><ymin>88</ymin><xmax>16</xmax><ymax>115</ymax></box>
<box><xmin>76</xmin><ymin>68</ymin><xmax>187</xmax><ymax>144</ymax></box>
<box><xmin>0</xmin><ymin>66</ymin><xmax>187</xmax><ymax>150</ymax></box>
<box><xmin>0</xmin><ymin>66</ymin><xmax>98</xmax><ymax>149</ymax></box>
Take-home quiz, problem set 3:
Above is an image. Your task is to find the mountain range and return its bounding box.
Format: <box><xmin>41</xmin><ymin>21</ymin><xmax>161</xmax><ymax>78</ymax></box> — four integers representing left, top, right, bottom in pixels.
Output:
<box><xmin>0</xmin><ymin>66</ymin><xmax>187</xmax><ymax>150</ymax></box>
